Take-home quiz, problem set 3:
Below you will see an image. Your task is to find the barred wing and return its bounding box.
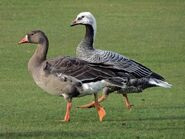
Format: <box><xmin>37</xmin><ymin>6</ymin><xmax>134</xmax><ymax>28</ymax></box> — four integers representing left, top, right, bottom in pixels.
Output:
<box><xmin>84</xmin><ymin>49</ymin><xmax>164</xmax><ymax>80</ymax></box>
<box><xmin>43</xmin><ymin>56</ymin><xmax>126</xmax><ymax>83</ymax></box>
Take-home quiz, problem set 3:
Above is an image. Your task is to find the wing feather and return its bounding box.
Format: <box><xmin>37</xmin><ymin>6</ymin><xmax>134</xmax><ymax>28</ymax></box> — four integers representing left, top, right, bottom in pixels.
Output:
<box><xmin>82</xmin><ymin>49</ymin><xmax>164</xmax><ymax>79</ymax></box>
<box><xmin>43</xmin><ymin>56</ymin><xmax>125</xmax><ymax>83</ymax></box>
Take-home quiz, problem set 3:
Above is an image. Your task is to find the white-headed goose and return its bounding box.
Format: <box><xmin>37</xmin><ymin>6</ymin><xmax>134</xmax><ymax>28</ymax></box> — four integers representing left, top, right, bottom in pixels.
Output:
<box><xmin>71</xmin><ymin>12</ymin><xmax>172</xmax><ymax>109</ymax></box>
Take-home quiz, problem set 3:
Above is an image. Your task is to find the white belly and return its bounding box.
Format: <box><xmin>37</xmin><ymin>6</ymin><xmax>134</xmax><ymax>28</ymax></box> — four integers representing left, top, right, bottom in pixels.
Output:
<box><xmin>78</xmin><ymin>80</ymin><xmax>106</xmax><ymax>97</ymax></box>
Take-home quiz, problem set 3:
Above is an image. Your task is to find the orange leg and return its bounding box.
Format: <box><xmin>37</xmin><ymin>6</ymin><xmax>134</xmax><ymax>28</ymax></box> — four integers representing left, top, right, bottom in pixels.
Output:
<box><xmin>94</xmin><ymin>94</ymin><xmax>106</xmax><ymax>122</ymax></box>
<box><xmin>94</xmin><ymin>101</ymin><xmax>106</xmax><ymax>122</ymax></box>
<box><xmin>63</xmin><ymin>101</ymin><xmax>72</xmax><ymax>122</ymax></box>
<box><xmin>77</xmin><ymin>95</ymin><xmax>107</xmax><ymax>109</ymax></box>
<box><xmin>78</xmin><ymin>94</ymin><xmax>133</xmax><ymax>110</ymax></box>
<box><xmin>122</xmin><ymin>94</ymin><xmax>133</xmax><ymax>109</ymax></box>
<box><xmin>78</xmin><ymin>94</ymin><xmax>106</xmax><ymax>121</ymax></box>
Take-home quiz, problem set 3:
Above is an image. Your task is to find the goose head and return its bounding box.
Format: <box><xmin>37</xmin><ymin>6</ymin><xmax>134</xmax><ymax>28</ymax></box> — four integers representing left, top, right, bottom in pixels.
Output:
<box><xmin>18</xmin><ymin>30</ymin><xmax>47</xmax><ymax>45</ymax></box>
<box><xmin>71</xmin><ymin>12</ymin><xmax>96</xmax><ymax>34</ymax></box>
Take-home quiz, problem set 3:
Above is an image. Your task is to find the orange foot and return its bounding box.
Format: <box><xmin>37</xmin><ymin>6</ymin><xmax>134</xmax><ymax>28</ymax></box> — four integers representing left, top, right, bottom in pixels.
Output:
<box><xmin>63</xmin><ymin>114</ymin><xmax>70</xmax><ymax>122</ymax></box>
<box><xmin>125</xmin><ymin>102</ymin><xmax>134</xmax><ymax>109</ymax></box>
<box><xmin>94</xmin><ymin>102</ymin><xmax>106</xmax><ymax>122</ymax></box>
<box><xmin>123</xmin><ymin>94</ymin><xmax>133</xmax><ymax>110</ymax></box>
<box><xmin>97</xmin><ymin>106</ymin><xmax>106</xmax><ymax>122</ymax></box>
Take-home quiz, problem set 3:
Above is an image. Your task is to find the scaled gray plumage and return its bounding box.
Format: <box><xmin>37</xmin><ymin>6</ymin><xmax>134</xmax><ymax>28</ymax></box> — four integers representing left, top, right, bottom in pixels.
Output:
<box><xmin>71</xmin><ymin>12</ymin><xmax>171</xmax><ymax>110</ymax></box>
<box><xmin>71</xmin><ymin>12</ymin><xmax>171</xmax><ymax>93</ymax></box>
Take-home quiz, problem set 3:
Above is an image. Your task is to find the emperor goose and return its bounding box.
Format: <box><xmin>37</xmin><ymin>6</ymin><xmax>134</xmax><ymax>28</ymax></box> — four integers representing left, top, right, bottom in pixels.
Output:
<box><xmin>18</xmin><ymin>30</ymin><xmax>133</xmax><ymax>122</ymax></box>
<box><xmin>70</xmin><ymin>12</ymin><xmax>172</xmax><ymax>109</ymax></box>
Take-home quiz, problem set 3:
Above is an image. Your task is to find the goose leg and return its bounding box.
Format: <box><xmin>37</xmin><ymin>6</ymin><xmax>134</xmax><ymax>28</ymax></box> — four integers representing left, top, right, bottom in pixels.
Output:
<box><xmin>122</xmin><ymin>94</ymin><xmax>133</xmax><ymax>109</ymax></box>
<box><xmin>94</xmin><ymin>93</ymin><xmax>106</xmax><ymax>122</ymax></box>
<box><xmin>77</xmin><ymin>95</ymin><xmax>107</xmax><ymax>109</ymax></box>
<box><xmin>77</xmin><ymin>101</ymin><xmax>95</xmax><ymax>109</ymax></box>
<box><xmin>77</xmin><ymin>87</ymin><xmax>110</xmax><ymax>109</ymax></box>
<box><xmin>63</xmin><ymin>100</ymin><xmax>72</xmax><ymax>122</ymax></box>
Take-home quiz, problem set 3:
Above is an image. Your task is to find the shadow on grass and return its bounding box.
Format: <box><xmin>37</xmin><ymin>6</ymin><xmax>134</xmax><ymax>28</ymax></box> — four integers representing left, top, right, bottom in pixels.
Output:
<box><xmin>0</xmin><ymin>130</ymin><xmax>90</xmax><ymax>138</ymax></box>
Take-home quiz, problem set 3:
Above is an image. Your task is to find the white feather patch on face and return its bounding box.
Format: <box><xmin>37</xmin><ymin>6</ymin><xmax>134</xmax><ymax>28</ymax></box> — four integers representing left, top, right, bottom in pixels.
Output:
<box><xmin>25</xmin><ymin>34</ymin><xmax>28</xmax><ymax>41</ymax></box>
<box><xmin>76</xmin><ymin>12</ymin><xmax>97</xmax><ymax>40</ymax></box>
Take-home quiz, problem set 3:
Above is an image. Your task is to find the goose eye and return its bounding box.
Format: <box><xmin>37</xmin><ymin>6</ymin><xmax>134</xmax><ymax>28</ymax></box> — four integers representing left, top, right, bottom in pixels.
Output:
<box><xmin>77</xmin><ymin>16</ymin><xmax>85</xmax><ymax>20</ymax></box>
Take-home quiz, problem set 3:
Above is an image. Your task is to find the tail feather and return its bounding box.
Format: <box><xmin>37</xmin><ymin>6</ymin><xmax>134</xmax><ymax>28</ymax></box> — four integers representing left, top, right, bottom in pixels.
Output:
<box><xmin>151</xmin><ymin>72</ymin><xmax>165</xmax><ymax>81</ymax></box>
<box><xmin>149</xmin><ymin>78</ymin><xmax>172</xmax><ymax>88</ymax></box>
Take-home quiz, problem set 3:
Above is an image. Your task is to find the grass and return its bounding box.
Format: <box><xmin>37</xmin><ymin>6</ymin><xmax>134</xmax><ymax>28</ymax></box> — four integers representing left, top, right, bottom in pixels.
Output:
<box><xmin>0</xmin><ymin>0</ymin><xmax>185</xmax><ymax>138</ymax></box>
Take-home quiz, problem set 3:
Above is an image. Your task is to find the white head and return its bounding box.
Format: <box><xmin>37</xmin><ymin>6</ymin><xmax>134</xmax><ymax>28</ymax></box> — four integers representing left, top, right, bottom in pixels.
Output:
<box><xmin>71</xmin><ymin>12</ymin><xmax>97</xmax><ymax>37</ymax></box>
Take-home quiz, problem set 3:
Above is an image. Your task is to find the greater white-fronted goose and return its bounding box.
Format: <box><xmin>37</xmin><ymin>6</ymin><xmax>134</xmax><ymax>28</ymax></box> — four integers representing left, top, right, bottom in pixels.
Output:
<box><xmin>71</xmin><ymin>12</ymin><xmax>172</xmax><ymax>109</ymax></box>
<box><xmin>18</xmin><ymin>30</ymin><xmax>132</xmax><ymax>122</ymax></box>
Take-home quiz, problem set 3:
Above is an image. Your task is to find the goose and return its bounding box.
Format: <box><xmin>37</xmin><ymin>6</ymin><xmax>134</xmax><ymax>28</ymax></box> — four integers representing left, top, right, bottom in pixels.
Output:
<box><xmin>70</xmin><ymin>12</ymin><xmax>172</xmax><ymax>109</ymax></box>
<box><xmin>18</xmin><ymin>30</ymin><xmax>132</xmax><ymax>122</ymax></box>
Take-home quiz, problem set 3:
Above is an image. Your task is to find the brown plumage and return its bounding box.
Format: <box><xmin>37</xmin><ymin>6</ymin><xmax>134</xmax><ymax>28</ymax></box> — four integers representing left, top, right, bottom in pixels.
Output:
<box><xmin>18</xmin><ymin>30</ymin><xmax>129</xmax><ymax>122</ymax></box>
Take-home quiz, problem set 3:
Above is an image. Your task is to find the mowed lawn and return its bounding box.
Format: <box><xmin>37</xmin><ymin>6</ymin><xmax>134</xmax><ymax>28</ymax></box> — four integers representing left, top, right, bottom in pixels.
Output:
<box><xmin>0</xmin><ymin>0</ymin><xmax>185</xmax><ymax>138</ymax></box>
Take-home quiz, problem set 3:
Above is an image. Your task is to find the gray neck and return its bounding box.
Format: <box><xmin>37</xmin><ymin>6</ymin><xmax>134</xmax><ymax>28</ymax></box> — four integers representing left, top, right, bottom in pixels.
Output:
<box><xmin>28</xmin><ymin>38</ymin><xmax>48</xmax><ymax>72</ymax></box>
<box><xmin>78</xmin><ymin>25</ymin><xmax>94</xmax><ymax>50</ymax></box>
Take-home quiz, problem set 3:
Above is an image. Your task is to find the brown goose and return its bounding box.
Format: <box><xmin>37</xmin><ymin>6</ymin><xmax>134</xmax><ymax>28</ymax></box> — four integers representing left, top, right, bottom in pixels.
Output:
<box><xmin>18</xmin><ymin>30</ymin><xmax>131</xmax><ymax>122</ymax></box>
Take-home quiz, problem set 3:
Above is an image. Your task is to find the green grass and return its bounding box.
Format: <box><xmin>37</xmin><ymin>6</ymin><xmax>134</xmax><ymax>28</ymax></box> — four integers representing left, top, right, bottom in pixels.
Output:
<box><xmin>0</xmin><ymin>0</ymin><xmax>185</xmax><ymax>138</ymax></box>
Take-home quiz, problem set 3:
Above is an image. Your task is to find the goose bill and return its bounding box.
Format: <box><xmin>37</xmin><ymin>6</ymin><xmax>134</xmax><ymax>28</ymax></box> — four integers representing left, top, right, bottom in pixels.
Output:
<box><xmin>70</xmin><ymin>20</ymin><xmax>78</xmax><ymax>26</ymax></box>
<box><xmin>18</xmin><ymin>35</ymin><xmax>28</xmax><ymax>44</ymax></box>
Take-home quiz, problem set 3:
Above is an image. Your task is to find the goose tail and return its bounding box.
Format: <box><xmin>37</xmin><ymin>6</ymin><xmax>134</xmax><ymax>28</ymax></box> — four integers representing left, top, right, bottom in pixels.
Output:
<box><xmin>149</xmin><ymin>78</ymin><xmax>172</xmax><ymax>88</ymax></box>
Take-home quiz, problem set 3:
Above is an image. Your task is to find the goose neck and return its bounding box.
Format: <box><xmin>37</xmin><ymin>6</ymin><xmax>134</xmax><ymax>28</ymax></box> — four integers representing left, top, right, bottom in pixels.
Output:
<box><xmin>85</xmin><ymin>25</ymin><xmax>94</xmax><ymax>39</ymax></box>
<box><xmin>28</xmin><ymin>38</ymin><xmax>49</xmax><ymax>70</ymax></box>
<box><xmin>83</xmin><ymin>25</ymin><xmax>95</xmax><ymax>46</ymax></box>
